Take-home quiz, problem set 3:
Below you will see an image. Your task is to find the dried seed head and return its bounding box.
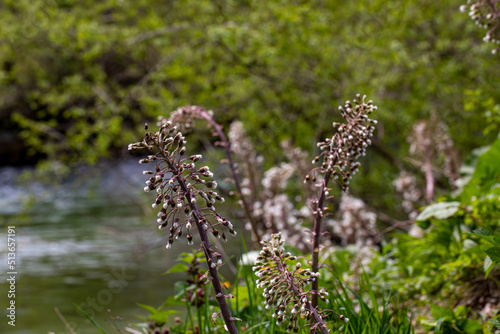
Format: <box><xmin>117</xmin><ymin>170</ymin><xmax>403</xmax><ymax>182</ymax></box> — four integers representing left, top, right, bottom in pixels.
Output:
<box><xmin>131</xmin><ymin>108</ymin><xmax>237</xmax><ymax>250</ymax></box>
<box><xmin>310</xmin><ymin>95</ymin><xmax>377</xmax><ymax>192</ymax></box>
<box><xmin>253</xmin><ymin>233</ymin><xmax>328</xmax><ymax>330</ymax></box>
<box><xmin>460</xmin><ymin>0</ymin><xmax>500</xmax><ymax>54</ymax></box>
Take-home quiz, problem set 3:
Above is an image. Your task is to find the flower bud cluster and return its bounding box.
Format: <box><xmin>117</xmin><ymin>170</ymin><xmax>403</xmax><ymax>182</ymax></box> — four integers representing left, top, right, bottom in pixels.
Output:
<box><xmin>460</xmin><ymin>0</ymin><xmax>500</xmax><ymax>54</ymax></box>
<box><xmin>408</xmin><ymin>117</ymin><xmax>460</xmax><ymax>192</ymax></box>
<box><xmin>228</xmin><ymin>120</ymin><xmax>258</xmax><ymax>165</ymax></box>
<box><xmin>253</xmin><ymin>233</ymin><xmax>328</xmax><ymax>332</ymax></box>
<box><xmin>308</xmin><ymin>94</ymin><xmax>377</xmax><ymax>192</ymax></box>
<box><xmin>156</xmin><ymin>106</ymin><xmax>215</xmax><ymax>134</ymax></box>
<box><xmin>328</xmin><ymin>194</ymin><xmax>377</xmax><ymax>248</ymax></box>
<box><xmin>129</xmin><ymin>121</ymin><xmax>235</xmax><ymax>250</ymax></box>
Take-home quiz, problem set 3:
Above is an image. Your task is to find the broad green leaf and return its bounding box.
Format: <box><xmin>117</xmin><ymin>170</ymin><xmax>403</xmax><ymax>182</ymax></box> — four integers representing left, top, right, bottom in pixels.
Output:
<box><xmin>461</xmin><ymin>319</ymin><xmax>483</xmax><ymax>334</ymax></box>
<box><xmin>416</xmin><ymin>202</ymin><xmax>460</xmax><ymax>221</ymax></box>
<box><xmin>453</xmin><ymin>305</ymin><xmax>467</xmax><ymax>318</ymax></box>
<box><xmin>462</xmin><ymin>138</ymin><xmax>500</xmax><ymax>203</ymax></box>
<box><xmin>431</xmin><ymin>305</ymin><xmax>454</xmax><ymax>321</ymax></box>
<box><xmin>485</xmin><ymin>247</ymin><xmax>500</xmax><ymax>265</ymax></box>
<box><xmin>434</xmin><ymin>317</ymin><xmax>445</xmax><ymax>333</ymax></box>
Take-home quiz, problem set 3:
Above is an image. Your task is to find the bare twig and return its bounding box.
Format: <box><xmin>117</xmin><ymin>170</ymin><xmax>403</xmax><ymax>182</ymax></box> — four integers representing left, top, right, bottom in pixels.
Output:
<box><xmin>461</xmin><ymin>205</ymin><xmax>485</xmax><ymax>226</ymax></box>
<box><xmin>54</xmin><ymin>307</ymin><xmax>77</xmax><ymax>334</ymax></box>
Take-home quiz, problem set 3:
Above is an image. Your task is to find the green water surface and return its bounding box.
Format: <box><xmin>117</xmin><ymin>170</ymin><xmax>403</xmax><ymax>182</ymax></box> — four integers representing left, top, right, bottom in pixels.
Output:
<box><xmin>0</xmin><ymin>164</ymin><xmax>238</xmax><ymax>334</ymax></box>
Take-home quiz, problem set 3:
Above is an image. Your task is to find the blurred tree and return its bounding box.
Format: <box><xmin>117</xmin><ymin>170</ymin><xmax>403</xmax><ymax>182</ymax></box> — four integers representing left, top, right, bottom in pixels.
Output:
<box><xmin>1</xmin><ymin>0</ymin><xmax>498</xmax><ymax>213</ymax></box>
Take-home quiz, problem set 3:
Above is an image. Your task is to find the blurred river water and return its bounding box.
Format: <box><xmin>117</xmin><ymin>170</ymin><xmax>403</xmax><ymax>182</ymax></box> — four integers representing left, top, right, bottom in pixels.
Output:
<box><xmin>0</xmin><ymin>160</ymin><xmax>237</xmax><ymax>334</ymax></box>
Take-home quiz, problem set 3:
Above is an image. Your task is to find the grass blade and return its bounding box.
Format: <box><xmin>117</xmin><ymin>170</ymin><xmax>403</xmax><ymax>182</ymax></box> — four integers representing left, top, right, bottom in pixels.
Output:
<box><xmin>74</xmin><ymin>304</ymin><xmax>108</xmax><ymax>334</ymax></box>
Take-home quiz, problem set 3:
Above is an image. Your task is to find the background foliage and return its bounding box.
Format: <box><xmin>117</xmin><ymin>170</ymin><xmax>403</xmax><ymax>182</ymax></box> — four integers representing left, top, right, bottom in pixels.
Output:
<box><xmin>2</xmin><ymin>0</ymin><xmax>500</xmax><ymax>333</ymax></box>
<box><xmin>2</xmin><ymin>0</ymin><xmax>499</xmax><ymax>211</ymax></box>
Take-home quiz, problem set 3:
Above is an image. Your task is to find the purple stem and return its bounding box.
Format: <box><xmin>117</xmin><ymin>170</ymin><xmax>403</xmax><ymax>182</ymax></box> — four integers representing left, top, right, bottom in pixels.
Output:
<box><xmin>310</xmin><ymin>168</ymin><xmax>333</xmax><ymax>309</ymax></box>
<box><xmin>290</xmin><ymin>283</ymin><xmax>329</xmax><ymax>334</ymax></box>
<box><xmin>424</xmin><ymin>153</ymin><xmax>434</xmax><ymax>202</ymax></box>
<box><xmin>165</xmin><ymin>158</ymin><xmax>239</xmax><ymax>334</ymax></box>
<box><xmin>197</xmin><ymin>109</ymin><xmax>262</xmax><ymax>242</ymax></box>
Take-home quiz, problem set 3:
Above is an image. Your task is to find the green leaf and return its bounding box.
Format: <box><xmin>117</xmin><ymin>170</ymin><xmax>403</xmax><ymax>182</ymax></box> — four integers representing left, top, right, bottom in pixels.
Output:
<box><xmin>230</xmin><ymin>285</ymin><xmax>250</xmax><ymax>310</ymax></box>
<box><xmin>435</xmin><ymin>317</ymin><xmax>445</xmax><ymax>333</ymax></box>
<box><xmin>491</xmin><ymin>318</ymin><xmax>500</xmax><ymax>329</ymax></box>
<box><xmin>164</xmin><ymin>263</ymin><xmax>188</xmax><ymax>274</ymax></box>
<box><xmin>485</xmin><ymin>247</ymin><xmax>500</xmax><ymax>265</ymax></box>
<box><xmin>472</xmin><ymin>228</ymin><xmax>493</xmax><ymax>236</ymax></box>
<box><xmin>416</xmin><ymin>219</ymin><xmax>431</xmax><ymax>229</ymax></box>
<box><xmin>453</xmin><ymin>305</ymin><xmax>467</xmax><ymax>319</ymax></box>
<box><xmin>416</xmin><ymin>202</ymin><xmax>460</xmax><ymax>221</ymax></box>
<box><xmin>137</xmin><ymin>303</ymin><xmax>157</xmax><ymax>314</ymax></box>
<box><xmin>484</xmin><ymin>256</ymin><xmax>494</xmax><ymax>279</ymax></box>
<box><xmin>174</xmin><ymin>281</ymin><xmax>190</xmax><ymax>298</ymax></box>
<box><xmin>74</xmin><ymin>304</ymin><xmax>108</xmax><ymax>334</ymax></box>
<box><xmin>461</xmin><ymin>319</ymin><xmax>483</xmax><ymax>334</ymax></box>
<box><xmin>149</xmin><ymin>310</ymin><xmax>177</xmax><ymax>325</ymax></box>
<box><xmin>431</xmin><ymin>305</ymin><xmax>454</xmax><ymax>321</ymax></box>
<box><xmin>462</xmin><ymin>138</ymin><xmax>500</xmax><ymax>203</ymax></box>
<box><xmin>136</xmin><ymin>303</ymin><xmax>176</xmax><ymax>326</ymax></box>
<box><xmin>163</xmin><ymin>295</ymin><xmax>184</xmax><ymax>307</ymax></box>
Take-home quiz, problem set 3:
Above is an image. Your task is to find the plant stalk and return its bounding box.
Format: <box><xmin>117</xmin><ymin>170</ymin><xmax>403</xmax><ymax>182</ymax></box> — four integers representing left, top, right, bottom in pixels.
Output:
<box><xmin>311</xmin><ymin>161</ymin><xmax>335</xmax><ymax>308</ymax></box>
<box><xmin>166</xmin><ymin>159</ymin><xmax>239</xmax><ymax>334</ymax></box>
<box><xmin>289</xmin><ymin>281</ymin><xmax>329</xmax><ymax>334</ymax></box>
<box><xmin>198</xmin><ymin>109</ymin><xmax>261</xmax><ymax>242</ymax></box>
